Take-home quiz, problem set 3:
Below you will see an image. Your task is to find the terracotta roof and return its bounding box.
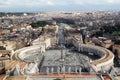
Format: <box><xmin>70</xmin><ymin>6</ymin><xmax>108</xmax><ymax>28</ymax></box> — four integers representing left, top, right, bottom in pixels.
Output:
<box><xmin>5</xmin><ymin>61</ymin><xmax>18</xmax><ymax>70</ymax></box>
<box><xmin>19</xmin><ymin>62</ymin><xmax>27</xmax><ymax>70</ymax></box>
<box><xmin>0</xmin><ymin>74</ymin><xmax>6</xmax><ymax>80</ymax></box>
<box><xmin>103</xmin><ymin>75</ymin><xmax>111</xmax><ymax>80</ymax></box>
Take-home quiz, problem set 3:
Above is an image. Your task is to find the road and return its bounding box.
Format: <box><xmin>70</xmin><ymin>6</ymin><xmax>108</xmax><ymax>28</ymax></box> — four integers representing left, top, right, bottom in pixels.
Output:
<box><xmin>58</xmin><ymin>23</ymin><xmax>66</xmax><ymax>46</ymax></box>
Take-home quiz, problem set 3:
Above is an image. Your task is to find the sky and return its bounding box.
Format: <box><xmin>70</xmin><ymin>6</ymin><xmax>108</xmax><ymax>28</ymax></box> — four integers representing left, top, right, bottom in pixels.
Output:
<box><xmin>0</xmin><ymin>0</ymin><xmax>120</xmax><ymax>12</ymax></box>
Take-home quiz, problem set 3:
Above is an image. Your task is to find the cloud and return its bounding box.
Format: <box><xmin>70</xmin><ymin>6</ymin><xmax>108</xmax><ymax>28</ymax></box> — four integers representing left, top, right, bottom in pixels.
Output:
<box><xmin>0</xmin><ymin>0</ymin><xmax>120</xmax><ymax>7</ymax></box>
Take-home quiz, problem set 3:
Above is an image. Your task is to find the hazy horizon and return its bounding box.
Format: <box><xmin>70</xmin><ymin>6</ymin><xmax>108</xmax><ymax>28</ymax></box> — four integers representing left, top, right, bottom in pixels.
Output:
<box><xmin>0</xmin><ymin>0</ymin><xmax>120</xmax><ymax>12</ymax></box>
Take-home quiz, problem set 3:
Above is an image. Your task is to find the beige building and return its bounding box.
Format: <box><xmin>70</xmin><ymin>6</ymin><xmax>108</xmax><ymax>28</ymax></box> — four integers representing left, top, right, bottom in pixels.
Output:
<box><xmin>32</xmin><ymin>36</ymin><xmax>51</xmax><ymax>49</ymax></box>
<box><xmin>92</xmin><ymin>37</ymin><xmax>113</xmax><ymax>48</ymax></box>
<box><xmin>71</xmin><ymin>35</ymin><xmax>83</xmax><ymax>48</ymax></box>
<box><xmin>43</xmin><ymin>25</ymin><xmax>59</xmax><ymax>34</ymax></box>
<box><xmin>113</xmin><ymin>45</ymin><xmax>120</xmax><ymax>58</ymax></box>
<box><xmin>0</xmin><ymin>41</ymin><xmax>26</xmax><ymax>51</ymax></box>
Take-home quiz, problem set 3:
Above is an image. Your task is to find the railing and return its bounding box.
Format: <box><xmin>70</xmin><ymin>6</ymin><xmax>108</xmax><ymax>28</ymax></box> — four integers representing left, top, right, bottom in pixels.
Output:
<box><xmin>27</xmin><ymin>74</ymin><xmax>101</xmax><ymax>80</ymax></box>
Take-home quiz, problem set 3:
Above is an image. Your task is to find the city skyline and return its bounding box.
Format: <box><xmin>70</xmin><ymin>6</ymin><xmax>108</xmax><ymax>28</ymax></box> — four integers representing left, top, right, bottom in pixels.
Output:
<box><xmin>0</xmin><ymin>0</ymin><xmax>120</xmax><ymax>12</ymax></box>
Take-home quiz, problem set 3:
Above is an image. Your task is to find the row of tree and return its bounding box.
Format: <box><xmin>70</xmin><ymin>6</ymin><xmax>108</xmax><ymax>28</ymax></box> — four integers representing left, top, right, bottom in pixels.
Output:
<box><xmin>103</xmin><ymin>25</ymin><xmax>120</xmax><ymax>36</ymax></box>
